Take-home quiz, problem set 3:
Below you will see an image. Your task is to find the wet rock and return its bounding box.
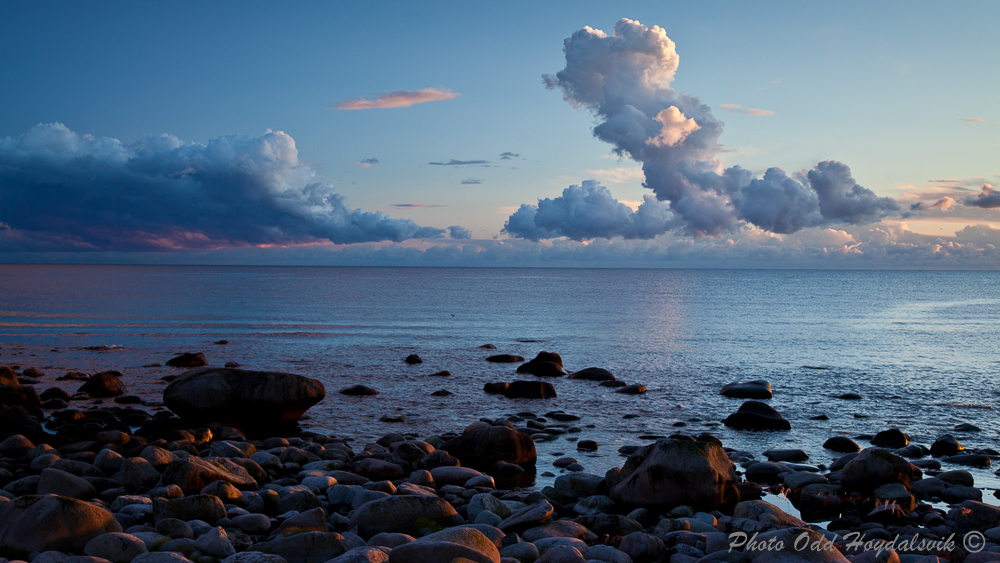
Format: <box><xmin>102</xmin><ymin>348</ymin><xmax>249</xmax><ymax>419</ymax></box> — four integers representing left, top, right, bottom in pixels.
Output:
<box><xmin>798</xmin><ymin>483</ymin><xmax>842</xmax><ymax>513</ymax></box>
<box><xmin>615</xmin><ymin>384</ymin><xmax>647</xmax><ymax>395</ymax></box>
<box><xmin>940</xmin><ymin>485</ymin><xmax>982</xmax><ymax>503</ymax></box>
<box><xmin>823</xmin><ymin>436</ymin><xmax>860</xmax><ymax>453</ymax></box>
<box><xmin>38</xmin><ymin>467</ymin><xmax>97</xmax><ymax>499</ymax></box>
<box><xmin>517</xmin><ymin>352</ymin><xmax>568</xmax><ymax>377</ymax></box>
<box><xmin>152</xmin><ymin>495</ymin><xmax>226</xmax><ymax>524</ymax></box>
<box><xmin>0</xmin><ymin>367</ymin><xmax>18</xmax><ymax>385</ymax></box>
<box><xmin>719</xmin><ymin>381</ymin><xmax>772</xmax><ymax>400</ymax></box>
<box><xmin>250</xmin><ymin>532</ymin><xmax>348</xmax><ymax>563</ymax></box>
<box><xmin>930</xmin><ymin>435</ymin><xmax>963</xmax><ymax>457</ymax></box>
<box><xmin>841</xmin><ymin>448</ymin><xmax>919</xmax><ymax>493</ymax></box>
<box><xmin>0</xmin><ymin>494</ymin><xmax>123</xmax><ymax>553</ymax></box>
<box><xmin>567</xmin><ymin>368</ymin><xmax>615</xmax><ymax>381</ymax></box>
<box><xmin>870</xmin><ymin>428</ymin><xmax>909</xmax><ymax>449</ymax></box>
<box><xmin>165</xmin><ymin>353</ymin><xmax>207</xmax><ymax>368</ymax></box>
<box><xmin>952</xmin><ymin>500</ymin><xmax>1000</xmax><ymax>533</ymax></box>
<box><xmin>577</xmin><ymin>440</ymin><xmax>598</xmax><ymax>452</ymax></box>
<box><xmin>387</xmin><ymin>527</ymin><xmax>500</xmax><ymax>563</ymax></box>
<box><xmin>404</xmin><ymin>354</ymin><xmax>422</xmax><ymax>364</ymax></box>
<box><xmin>938</xmin><ymin>469</ymin><xmax>974</xmax><ymax>487</ymax></box>
<box><xmin>486</xmin><ymin>355</ymin><xmax>525</xmax><ymax>363</ymax></box>
<box><xmin>84</xmin><ymin>532</ymin><xmax>148</xmax><ymax>563</ymax></box>
<box><xmin>441</xmin><ymin>425</ymin><xmax>537</xmax><ymax>470</ymax></box>
<box><xmin>77</xmin><ymin>372</ymin><xmax>127</xmax><ymax>398</ymax></box>
<box><xmin>943</xmin><ymin>454</ymin><xmax>991</xmax><ymax>468</ymax></box>
<box><xmin>163</xmin><ymin>367</ymin><xmax>325</xmax><ymax>426</ymax></box>
<box><xmin>723</xmin><ymin>401</ymin><xmax>790</xmax><ymax>431</ymax></box>
<box><xmin>498</xmin><ymin>500</ymin><xmax>554</xmax><ymax>533</ymax></box>
<box><xmin>483</xmin><ymin>382</ymin><xmax>509</xmax><ymax>394</ymax></box>
<box><xmin>429</xmin><ymin>466</ymin><xmax>483</xmax><ymax>488</ymax></box>
<box><xmin>503</xmin><ymin>381</ymin><xmax>556</xmax><ymax>399</ymax></box>
<box><xmin>600</xmin><ymin>380</ymin><xmax>627</xmax><ymax>388</ymax></box>
<box><xmin>431</xmin><ymin>389</ymin><xmax>453</xmax><ymax>396</ymax></box>
<box><xmin>0</xmin><ymin>385</ymin><xmax>41</xmax><ymax>408</ymax></box>
<box><xmin>873</xmin><ymin>483</ymin><xmax>915</xmax><ymax>511</ymax></box>
<box><xmin>610</xmin><ymin>439</ymin><xmax>738</xmax><ymax>511</ymax></box>
<box><xmin>349</xmin><ymin>495</ymin><xmax>464</xmax><ymax>537</ymax></box>
<box><xmin>415</xmin><ymin>449</ymin><xmax>460</xmax><ymax>470</ymax></box>
<box><xmin>339</xmin><ymin>385</ymin><xmax>378</xmax><ymax>396</ymax></box>
<box><xmin>835</xmin><ymin>393</ymin><xmax>863</xmax><ymax>400</ymax></box>
<box><xmin>763</xmin><ymin>449</ymin><xmax>807</xmax><ymax>462</ymax></box>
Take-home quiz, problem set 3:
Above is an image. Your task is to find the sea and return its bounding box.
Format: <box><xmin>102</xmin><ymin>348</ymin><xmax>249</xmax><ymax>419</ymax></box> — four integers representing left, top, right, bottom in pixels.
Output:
<box><xmin>1</xmin><ymin>265</ymin><xmax>998</xmax><ymax>508</ymax></box>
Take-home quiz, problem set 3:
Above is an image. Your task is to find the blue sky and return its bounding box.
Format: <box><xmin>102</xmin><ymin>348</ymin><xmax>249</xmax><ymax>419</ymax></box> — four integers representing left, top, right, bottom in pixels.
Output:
<box><xmin>1</xmin><ymin>1</ymin><xmax>998</xmax><ymax>267</ymax></box>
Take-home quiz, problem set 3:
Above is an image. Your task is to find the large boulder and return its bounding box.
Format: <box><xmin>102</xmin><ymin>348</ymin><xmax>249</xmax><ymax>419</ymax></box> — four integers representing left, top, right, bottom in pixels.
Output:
<box><xmin>719</xmin><ymin>381</ymin><xmax>773</xmax><ymax>400</ymax></box>
<box><xmin>387</xmin><ymin>527</ymin><xmax>500</xmax><ymax>563</ymax></box>
<box><xmin>349</xmin><ymin>496</ymin><xmax>464</xmax><ymax>538</ymax></box>
<box><xmin>567</xmin><ymin>368</ymin><xmax>615</xmax><ymax>381</ymax></box>
<box><xmin>163</xmin><ymin>367</ymin><xmax>325</xmax><ymax>426</ymax></box>
<box><xmin>503</xmin><ymin>381</ymin><xmax>556</xmax><ymax>399</ymax></box>
<box><xmin>0</xmin><ymin>385</ymin><xmax>41</xmax><ymax>408</ymax></box>
<box><xmin>166</xmin><ymin>353</ymin><xmax>208</xmax><ymax>367</ymax></box>
<box><xmin>609</xmin><ymin>438</ymin><xmax>739</xmax><ymax>511</ymax></box>
<box><xmin>516</xmin><ymin>352</ymin><xmax>568</xmax><ymax>377</ymax></box>
<box><xmin>0</xmin><ymin>495</ymin><xmax>122</xmax><ymax>554</ymax></box>
<box><xmin>723</xmin><ymin>401</ymin><xmax>790</xmax><ymax>431</ymax></box>
<box><xmin>78</xmin><ymin>372</ymin><xmax>127</xmax><ymax>397</ymax></box>
<box><xmin>0</xmin><ymin>367</ymin><xmax>18</xmax><ymax>386</ymax></box>
<box><xmin>441</xmin><ymin>425</ymin><xmax>536</xmax><ymax>469</ymax></box>
<box><xmin>152</xmin><ymin>495</ymin><xmax>226</xmax><ymax>524</ymax></box>
<box><xmin>162</xmin><ymin>457</ymin><xmax>259</xmax><ymax>493</ymax></box>
<box><xmin>249</xmin><ymin>532</ymin><xmax>348</xmax><ymax>563</ymax></box>
<box><xmin>840</xmin><ymin>447</ymin><xmax>919</xmax><ymax>493</ymax></box>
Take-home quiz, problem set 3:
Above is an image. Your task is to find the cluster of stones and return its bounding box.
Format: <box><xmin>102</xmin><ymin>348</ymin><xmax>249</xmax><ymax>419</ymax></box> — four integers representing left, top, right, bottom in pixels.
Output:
<box><xmin>1</xmin><ymin>366</ymin><xmax>999</xmax><ymax>563</ymax></box>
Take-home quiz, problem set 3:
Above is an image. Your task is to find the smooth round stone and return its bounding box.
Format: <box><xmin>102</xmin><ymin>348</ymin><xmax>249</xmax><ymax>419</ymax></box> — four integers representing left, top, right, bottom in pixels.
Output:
<box><xmin>232</xmin><ymin>513</ymin><xmax>272</xmax><ymax>534</ymax></box>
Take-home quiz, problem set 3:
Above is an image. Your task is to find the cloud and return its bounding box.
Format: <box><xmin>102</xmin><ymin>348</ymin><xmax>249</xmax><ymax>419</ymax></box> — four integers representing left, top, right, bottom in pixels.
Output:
<box><xmin>963</xmin><ymin>118</ymin><xmax>986</xmax><ymax>123</ymax></box>
<box><xmin>0</xmin><ymin>123</ymin><xmax>452</xmax><ymax>251</ymax></box>
<box><xmin>332</xmin><ymin>88</ymin><xmax>460</xmax><ymax>110</ymax></box>
<box><xmin>448</xmin><ymin>225</ymin><xmax>472</xmax><ymax>239</ymax></box>
<box><xmin>910</xmin><ymin>197</ymin><xmax>955</xmax><ymax>211</ymax></box>
<box><xmin>525</xmin><ymin>18</ymin><xmax>901</xmax><ymax>239</ymax></box>
<box><xmin>389</xmin><ymin>204</ymin><xmax>447</xmax><ymax>209</ymax></box>
<box><xmin>584</xmin><ymin>167</ymin><xmax>645</xmax><ymax>183</ymax></box>
<box><xmin>965</xmin><ymin>184</ymin><xmax>1000</xmax><ymax>208</ymax></box>
<box><xmin>499</xmin><ymin>152</ymin><xmax>520</xmax><ymax>160</ymax></box>
<box><xmin>429</xmin><ymin>159</ymin><xmax>489</xmax><ymax>166</ymax></box>
<box><xmin>502</xmin><ymin>180</ymin><xmax>677</xmax><ymax>241</ymax></box>
<box><xmin>355</xmin><ymin>157</ymin><xmax>379</xmax><ymax>169</ymax></box>
<box><xmin>719</xmin><ymin>104</ymin><xmax>775</xmax><ymax>116</ymax></box>
<box><xmin>460</xmin><ymin>178</ymin><xmax>482</xmax><ymax>185</ymax></box>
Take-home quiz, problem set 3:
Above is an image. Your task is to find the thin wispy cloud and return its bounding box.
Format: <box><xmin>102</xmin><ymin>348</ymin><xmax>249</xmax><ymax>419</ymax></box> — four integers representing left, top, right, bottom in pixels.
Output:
<box><xmin>389</xmin><ymin>203</ymin><xmax>447</xmax><ymax>209</ymax></box>
<box><xmin>499</xmin><ymin>152</ymin><xmax>520</xmax><ymax>160</ymax></box>
<box><xmin>585</xmin><ymin>167</ymin><xmax>645</xmax><ymax>183</ymax></box>
<box><xmin>355</xmin><ymin>157</ymin><xmax>379</xmax><ymax>169</ymax></box>
<box><xmin>428</xmin><ymin>159</ymin><xmax>489</xmax><ymax>166</ymax></box>
<box><xmin>961</xmin><ymin>118</ymin><xmax>999</xmax><ymax>124</ymax></box>
<box><xmin>719</xmin><ymin>104</ymin><xmax>775</xmax><ymax>116</ymax></box>
<box><xmin>460</xmin><ymin>178</ymin><xmax>482</xmax><ymax>185</ymax></box>
<box><xmin>332</xmin><ymin>88</ymin><xmax>460</xmax><ymax>110</ymax></box>
<box><xmin>910</xmin><ymin>197</ymin><xmax>955</xmax><ymax>211</ymax></box>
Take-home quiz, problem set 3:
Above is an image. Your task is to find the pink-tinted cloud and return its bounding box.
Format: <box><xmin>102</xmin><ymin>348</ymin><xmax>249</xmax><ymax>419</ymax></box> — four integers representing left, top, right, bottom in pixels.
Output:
<box><xmin>963</xmin><ymin>118</ymin><xmax>986</xmax><ymax>122</ymax></box>
<box><xmin>965</xmin><ymin>184</ymin><xmax>1000</xmax><ymax>208</ymax></box>
<box><xmin>719</xmin><ymin>104</ymin><xmax>775</xmax><ymax>116</ymax></box>
<box><xmin>355</xmin><ymin>157</ymin><xmax>379</xmax><ymax>169</ymax></box>
<box><xmin>332</xmin><ymin>88</ymin><xmax>460</xmax><ymax>110</ymax></box>
<box><xmin>910</xmin><ymin>197</ymin><xmax>955</xmax><ymax>211</ymax></box>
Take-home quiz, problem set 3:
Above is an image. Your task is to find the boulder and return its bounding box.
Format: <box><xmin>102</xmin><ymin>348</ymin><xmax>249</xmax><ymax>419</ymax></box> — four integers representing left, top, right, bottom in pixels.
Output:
<box><xmin>870</xmin><ymin>428</ymin><xmax>909</xmax><ymax>449</ymax></box>
<box><xmin>404</xmin><ymin>354</ymin><xmax>422</xmax><ymax>364</ymax></box>
<box><xmin>37</xmin><ymin>467</ymin><xmax>97</xmax><ymax>499</ymax></box>
<box><xmin>0</xmin><ymin>367</ymin><xmax>18</xmax><ymax>385</ymax></box>
<box><xmin>486</xmin><ymin>355</ymin><xmax>524</xmax><ymax>363</ymax></box>
<box><xmin>0</xmin><ymin>385</ymin><xmax>41</xmax><ymax>407</ymax></box>
<box><xmin>930</xmin><ymin>435</ymin><xmax>963</xmax><ymax>457</ymax></box>
<box><xmin>497</xmin><ymin>500</ymin><xmax>554</xmax><ymax>533</ymax></box>
<box><xmin>0</xmin><ymin>495</ymin><xmax>123</xmax><ymax>554</ymax></box>
<box><xmin>162</xmin><ymin>457</ymin><xmax>258</xmax><ymax>492</ymax></box>
<box><xmin>615</xmin><ymin>384</ymin><xmax>647</xmax><ymax>395</ymax></box>
<box><xmin>567</xmin><ymin>368</ymin><xmax>615</xmax><ymax>381</ymax></box>
<box><xmin>483</xmin><ymin>382</ymin><xmax>509</xmax><ymax>394</ymax></box>
<box><xmin>165</xmin><ymin>353</ymin><xmax>208</xmax><ymax>368</ymax></box>
<box><xmin>516</xmin><ymin>352</ymin><xmax>568</xmax><ymax>377</ymax></box>
<box><xmin>503</xmin><ymin>381</ymin><xmax>556</xmax><ymax>399</ymax></box>
<box><xmin>84</xmin><ymin>533</ymin><xmax>148</xmax><ymax>563</ymax></box>
<box><xmin>349</xmin><ymin>495</ymin><xmax>464</xmax><ymax>538</ymax></box>
<box><xmin>339</xmin><ymin>386</ymin><xmax>379</xmax><ymax>396</ymax></box>
<box><xmin>152</xmin><ymin>495</ymin><xmax>226</xmax><ymax>524</ymax></box>
<box><xmin>78</xmin><ymin>372</ymin><xmax>127</xmax><ymax>397</ymax></box>
<box><xmin>441</xmin><ymin>425</ymin><xmax>536</xmax><ymax>469</ymax></box>
<box><xmin>387</xmin><ymin>527</ymin><xmax>500</xmax><ymax>563</ymax></box>
<box><xmin>719</xmin><ymin>381</ymin><xmax>772</xmax><ymax>400</ymax></box>
<box><xmin>250</xmin><ymin>532</ymin><xmax>348</xmax><ymax>563</ymax></box>
<box><xmin>840</xmin><ymin>448</ymin><xmax>919</xmax><ymax>493</ymax></box>
<box><xmin>952</xmin><ymin>500</ymin><xmax>1000</xmax><ymax>533</ymax></box>
<box><xmin>163</xmin><ymin>367</ymin><xmax>325</xmax><ymax>426</ymax></box>
<box><xmin>723</xmin><ymin>401</ymin><xmax>790</xmax><ymax>431</ymax></box>
<box><xmin>823</xmin><ymin>436</ymin><xmax>860</xmax><ymax>453</ymax></box>
<box><xmin>609</xmin><ymin>438</ymin><xmax>739</xmax><ymax>511</ymax></box>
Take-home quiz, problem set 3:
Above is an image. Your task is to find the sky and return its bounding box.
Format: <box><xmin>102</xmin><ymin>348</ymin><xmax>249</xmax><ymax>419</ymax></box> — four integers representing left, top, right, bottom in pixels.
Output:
<box><xmin>1</xmin><ymin>1</ymin><xmax>998</xmax><ymax>268</ymax></box>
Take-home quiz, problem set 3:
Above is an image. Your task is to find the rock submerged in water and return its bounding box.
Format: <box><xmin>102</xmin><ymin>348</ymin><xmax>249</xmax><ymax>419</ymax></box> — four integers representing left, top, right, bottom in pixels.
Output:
<box><xmin>404</xmin><ymin>354</ymin><xmax>422</xmax><ymax>364</ymax></box>
<box><xmin>503</xmin><ymin>380</ymin><xmax>556</xmax><ymax>399</ymax></box>
<box><xmin>77</xmin><ymin>371</ymin><xmax>127</xmax><ymax>397</ymax></box>
<box><xmin>723</xmin><ymin>400</ymin><xmax>791</xmax><ymax>431</ymax></box>
<box><xmin>486</xmin><ymin>354</ymin><xmax>524</xmax><ymax>363</ymax></box>
<box><xmin>823</xmin><ymin>436</ymin><xmax>861</xmax><ymax>453</ymax></box>
<box><xmin>870</xmin><ymin>427</ymin><xmax>909</xmax><ymax>448</ymax></box>
<box><xmin>719</xmin><ymin>380</ymin><xmax>772</xmax><ymax>399</ymax></box>
<box><xmin>516</xmin><ymin>351</ymin><xmax>568</xmax><ymax>377</ymax></box>
<box><xmin>840</xmin><ymin>447</ymin><xmax>920</xmax><ymax>493</ymax></box>
<box><xmin>163</xmin><ymin>367</ymin><xmax>325</xmax><ymax>427</ymax></box>
<box><xmin>441</xmin><ymin>425</ymin><xmax>536</xmax><ymax>470</ymax></box>
<box><xmin>567</xmin><ymin>367</ymin><xmax>615</xmax><ymax>381</ymax></box>
<box><xmin>165</xmin><ymin>352</ymin><xmax>208</xmax><ymax>368</ymax></box>
<box><xmin>609</xmin><ymin>438</ymin><xmax>739</xmax><ymax>511</ymax></box>
<box><xmin>483</xmin><ymin>382</ymin><xmax>509</xmax><ymax>394</ymax></box>
<box><xmin>340</xmin><ymin>385</ymin><xmax>379</xmax><ymax>396</ymax></box>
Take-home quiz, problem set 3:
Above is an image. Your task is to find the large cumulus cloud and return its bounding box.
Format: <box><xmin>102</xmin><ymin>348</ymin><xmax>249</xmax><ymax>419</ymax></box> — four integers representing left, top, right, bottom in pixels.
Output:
<box><xmin>0</xmin><ymin>123</ymin><xmax>458</xmax><ymax>251</ymax></box>
<box><xmin>503</xmin><ymin>180</ymin><xmax>676</xmax><ymax>241</ymax></box>
<box><xmin>512</xmin><ymin>19</ymin><xmax>900</xmax><ymax>240</ymax></box>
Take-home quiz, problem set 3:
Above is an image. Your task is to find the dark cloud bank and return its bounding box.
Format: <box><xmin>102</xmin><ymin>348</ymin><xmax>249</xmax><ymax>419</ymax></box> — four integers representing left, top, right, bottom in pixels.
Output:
<box><xmin>0</xmin><ymin>123</ymin><xmax>466</xmax><ymax>251</ymax></box>
<box><xmin>505</xmin><ymin>19</ymin><xmax>907</xmax><ymax>241</ymax></box>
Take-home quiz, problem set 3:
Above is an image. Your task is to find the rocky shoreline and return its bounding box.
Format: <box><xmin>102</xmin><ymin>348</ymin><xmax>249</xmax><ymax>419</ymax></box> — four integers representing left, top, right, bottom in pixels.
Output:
<box><xmin>1</xmin><ymin>354</ymin><xmax>999</xmax><ymax>563</ymax></box>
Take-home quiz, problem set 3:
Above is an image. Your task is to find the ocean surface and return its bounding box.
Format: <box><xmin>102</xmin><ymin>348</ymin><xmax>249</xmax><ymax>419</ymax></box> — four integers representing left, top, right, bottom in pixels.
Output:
<box><xmin>1</xmin><ymin>265</ymin><xmax>998</xmax><ymax>502</ymax></box>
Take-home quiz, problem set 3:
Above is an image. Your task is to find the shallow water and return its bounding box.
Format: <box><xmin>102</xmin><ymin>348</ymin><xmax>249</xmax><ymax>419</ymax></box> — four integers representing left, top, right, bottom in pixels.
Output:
<box><xmin>1</xmin><ymin>265</ymin><xmax>997</xmax><ymax>497</ymax></box>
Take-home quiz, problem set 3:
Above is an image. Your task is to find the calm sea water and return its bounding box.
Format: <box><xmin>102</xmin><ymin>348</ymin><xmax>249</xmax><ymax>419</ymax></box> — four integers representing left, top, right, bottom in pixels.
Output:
<box><xmin>1</xmin><ymin>265</ymin><xmax>998</xmax><ymax>496</ymax></box>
